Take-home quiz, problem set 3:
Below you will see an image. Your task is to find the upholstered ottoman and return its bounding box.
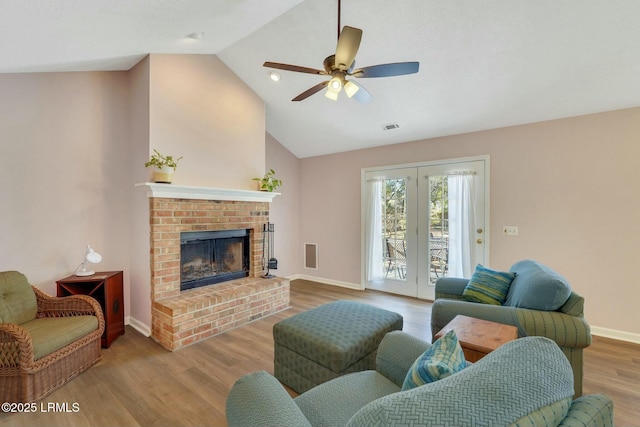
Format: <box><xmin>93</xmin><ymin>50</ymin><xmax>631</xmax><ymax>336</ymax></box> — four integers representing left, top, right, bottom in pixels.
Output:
<box><xmin>273</xmin><ymin>300</ymin><xmax>403</xmax><ymax>393</ymax></box>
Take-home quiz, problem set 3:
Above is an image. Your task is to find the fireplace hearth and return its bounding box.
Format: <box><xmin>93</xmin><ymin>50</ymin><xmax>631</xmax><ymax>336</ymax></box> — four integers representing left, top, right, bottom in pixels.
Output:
<box><xmin>180</xmin><ymin>229</ymin><xmax>250</xmax><ymax>291</ymax></box>
<box><xmin>142</xmin><ymin>185</ymin><xmax>289</xmax><ymax>351</ymax></box>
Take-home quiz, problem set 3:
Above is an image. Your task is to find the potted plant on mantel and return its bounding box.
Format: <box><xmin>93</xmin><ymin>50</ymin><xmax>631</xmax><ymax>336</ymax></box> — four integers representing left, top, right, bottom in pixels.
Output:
<box><xmin>145</xmin><ymin>149</ymin><xmax>183</xmax><ymax>184</ymax></box>
<box><xmin>253</xmin><ymin>168</ymin><xmax>282</xmax><ymax>192</ymax></box>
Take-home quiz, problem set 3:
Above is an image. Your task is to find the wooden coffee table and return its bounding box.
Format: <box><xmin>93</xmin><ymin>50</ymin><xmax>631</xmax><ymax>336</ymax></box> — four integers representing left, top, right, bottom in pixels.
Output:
<box><xmin>435</xmin><ymin>315</ymin><xmax>518</xmax><ymax>362</ymax></box>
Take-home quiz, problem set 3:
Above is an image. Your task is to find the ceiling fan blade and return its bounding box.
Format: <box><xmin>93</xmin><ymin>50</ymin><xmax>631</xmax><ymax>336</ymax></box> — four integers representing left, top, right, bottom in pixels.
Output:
<box><xmin>335</xmin><ymin>26</ymin><xmax>362</xmax><ymax>70</ymax></box>
<box><xmin>263</xmin><ymin>61</ymin><xmax>326</xmax><ymax>75</ymax></box>
<box><xmin>350</xmin><ymin>81</ymin><xmax>373</xmax><ymax>104</ymax></box>
<box><xmin>292</xmin><ymin>81</ymin><xmax>329</xmax><ymax>101</ymax></box>
<box><xmin>351</xmin><ymin>62</ymin><xmax>420</xmax><ymax>78</ymax></box>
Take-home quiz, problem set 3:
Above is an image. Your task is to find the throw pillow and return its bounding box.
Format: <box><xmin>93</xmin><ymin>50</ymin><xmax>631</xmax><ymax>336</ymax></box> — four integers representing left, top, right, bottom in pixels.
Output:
<box><xmin>461</xmin><ymin>264</ymin><xmax>516</xmax><ymax>305</ymax></box>
<box><xmin>504</xmin><ymin>260</ymin><xmax>572</xmax><ymax>311</ymax></box>
<box><xmin>401</xmin><ymin>330</ymin><xmax>467</xmax><ymax>390</ymax></box>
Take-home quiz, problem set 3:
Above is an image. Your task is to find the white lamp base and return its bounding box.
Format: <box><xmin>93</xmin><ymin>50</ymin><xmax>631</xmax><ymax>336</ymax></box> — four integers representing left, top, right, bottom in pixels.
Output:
<box><xmin>74</xmin><ymin>270</ymin><xmax>95</xmax><ymax>277</ymax></box>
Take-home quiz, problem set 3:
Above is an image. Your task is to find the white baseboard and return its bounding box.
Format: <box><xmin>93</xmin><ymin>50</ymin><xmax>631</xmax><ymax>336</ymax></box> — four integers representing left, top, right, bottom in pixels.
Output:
<box><xmin>591</xmin><ymin>326</ymin><xmax>640</xmax><ymax>345</ymax></box>
<box><xmin>126</xmin><ymin>316</ymin><xmax>151</xmax><ymax>337</ymax></box>
<box><xmin>287</xmin><ymin>274</ymin><xmax>364</xmax><ymax>291</ymax></box>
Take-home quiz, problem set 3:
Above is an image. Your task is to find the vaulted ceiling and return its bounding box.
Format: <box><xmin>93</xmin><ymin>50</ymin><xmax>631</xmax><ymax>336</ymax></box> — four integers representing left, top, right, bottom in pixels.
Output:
<box><xmin>3</xmin><ymin>0</ymin><xmax>639</xmax><ymax>158</ymax></box>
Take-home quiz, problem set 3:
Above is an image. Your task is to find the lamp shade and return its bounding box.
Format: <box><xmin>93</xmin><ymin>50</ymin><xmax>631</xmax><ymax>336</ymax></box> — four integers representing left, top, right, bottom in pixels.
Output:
<box><xmin>86</xmin><ymin>246</ymin><xmax>102</xmax><ymax>264</ymax></box>
<box><xmin>74</xmin><ymin>245</ymin><xmax>102</xmax><ymax>276</ymax></box>
<box><xmin>344</xmin><ymin>80</ymin><xmax>360</xmax><ymax>98</ymax></box>
<box><xmin>324</xmin><ymin>89</ymin><xmax>339</xmax><ymax>101</ymax></box>
<box><xmin>329</xmin><ymin>77</ymin><xmax>342</xmax><ymax>91</ymax></box>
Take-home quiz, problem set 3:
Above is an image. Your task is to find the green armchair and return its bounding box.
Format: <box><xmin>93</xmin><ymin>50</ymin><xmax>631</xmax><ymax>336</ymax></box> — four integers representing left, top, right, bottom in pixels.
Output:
<box><xmin>226</xmin><ymin>331</ymin><xmax>612</xmax><ymax>427</ymax></box>
<box><xmin>0</xmin><ymin>271</ymin><xmax>104</xmax><ymax>403</ymax></box>
<box><xmin>431</xmin><ymin>261</ymin><xmax>591</xmax><ymax>397</ymax></box>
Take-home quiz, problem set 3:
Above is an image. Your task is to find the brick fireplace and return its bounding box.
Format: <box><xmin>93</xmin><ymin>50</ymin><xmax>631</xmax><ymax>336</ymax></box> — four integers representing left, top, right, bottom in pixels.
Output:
<box><xmin>139</xmin><ymin>183</ymin><xmax>289</xmax><ymax>351</ymax></box>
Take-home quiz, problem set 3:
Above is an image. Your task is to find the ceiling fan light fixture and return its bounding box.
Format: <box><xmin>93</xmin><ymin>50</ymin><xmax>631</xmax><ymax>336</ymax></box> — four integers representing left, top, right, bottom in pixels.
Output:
<box><xmin>329</xmin><ymin>76</ymin><xmax>342</xmax><ymax>91</ymax></box>
<box><xmin>324</xmin><ymin>88</ymin><xmax>339</xmax><ymax>101</ymax></box>
<box><xmin>325</xmin><ymin>76</ymin><xmax>343</xmax><ymax>100</ymax></box>
<box><xmin>344</xmin><ymin>80</ymin><xmax>359</xmax><ymax>98</ymax></box>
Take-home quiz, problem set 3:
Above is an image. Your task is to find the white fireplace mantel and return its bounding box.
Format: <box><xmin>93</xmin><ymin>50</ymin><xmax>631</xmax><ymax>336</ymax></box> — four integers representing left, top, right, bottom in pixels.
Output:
<box><xmin>136</xmin><ymin>182</ymin><xmax>280</xmax><ymax>202</ymax></box>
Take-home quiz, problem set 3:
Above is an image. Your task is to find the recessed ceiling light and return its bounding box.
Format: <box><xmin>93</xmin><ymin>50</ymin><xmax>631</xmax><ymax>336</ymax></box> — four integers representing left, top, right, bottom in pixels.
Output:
<box><xmin>186</xmin><ymin>32</ymin><xmax>205</xmax><ymax>40</ymax></box>
<box><xmin>269</xmin><ymin>71</ymin><xmax>281</xmax><ymax>82</ymax></box>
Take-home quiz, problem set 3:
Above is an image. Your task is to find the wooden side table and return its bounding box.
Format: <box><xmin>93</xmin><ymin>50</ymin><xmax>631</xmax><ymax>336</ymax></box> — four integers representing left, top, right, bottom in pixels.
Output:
<box><xmin>56</xmin><ymin>271</ymin><xmax>125</xmax><ymax>348</ymax></box>
<box><xmin>435</xmin><ymin>315</ymin><xmax>518</xmax><ymax>362</ymax></box>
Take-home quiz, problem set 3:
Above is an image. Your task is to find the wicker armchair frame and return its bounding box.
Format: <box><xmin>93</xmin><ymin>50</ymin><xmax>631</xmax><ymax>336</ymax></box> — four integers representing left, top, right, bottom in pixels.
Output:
<box><xmin>0</xmin><ymin>286</ymin><xmax>105</xmax><ymax>403</ymax></box>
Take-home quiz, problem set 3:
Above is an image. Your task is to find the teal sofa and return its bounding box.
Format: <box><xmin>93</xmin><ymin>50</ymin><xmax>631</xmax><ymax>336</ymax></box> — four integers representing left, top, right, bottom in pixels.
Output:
<box><xmin>226</xmin><ymin>331</ymin><xmax>613</xmax><ymax>427</ymax></box>
<box><xmin>431</xmin><ymin>260</ymin><xmax>591</xmax><ymax>397</ymax></box>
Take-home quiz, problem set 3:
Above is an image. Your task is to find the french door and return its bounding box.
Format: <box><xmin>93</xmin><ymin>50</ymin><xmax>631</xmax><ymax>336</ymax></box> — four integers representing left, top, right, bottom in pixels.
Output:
<box><xmin>363</xmin><ymin>157</ymin><xmax>488</xmax><ymax>299</ymax></box>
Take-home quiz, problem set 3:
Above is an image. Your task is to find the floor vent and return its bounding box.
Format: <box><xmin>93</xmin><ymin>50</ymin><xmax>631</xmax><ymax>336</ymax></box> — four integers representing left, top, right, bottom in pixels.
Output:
<box><xmin>304</xmin><ymin>243</ymin><xmax>318</xmax><ymax>270</ymax></box>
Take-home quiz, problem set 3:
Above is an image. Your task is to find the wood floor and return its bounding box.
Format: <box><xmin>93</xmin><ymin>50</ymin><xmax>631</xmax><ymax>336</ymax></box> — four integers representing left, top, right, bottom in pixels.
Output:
<box><xmin>1</xmin><ymin>279</ymin><xmax>638</xmax><ymax>426</ymax></box>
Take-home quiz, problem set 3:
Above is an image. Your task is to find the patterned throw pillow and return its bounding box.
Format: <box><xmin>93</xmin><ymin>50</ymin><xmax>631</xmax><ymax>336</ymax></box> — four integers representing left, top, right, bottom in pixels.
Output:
<box><xmin>401</xmin><ymin>330</ymin><xmax>467</xmax><ymax>390</ymax></box>
<box><xmin>462</xmin><ymin>264</ymin><xmax>515</xmax><ymax>305</ymax></box>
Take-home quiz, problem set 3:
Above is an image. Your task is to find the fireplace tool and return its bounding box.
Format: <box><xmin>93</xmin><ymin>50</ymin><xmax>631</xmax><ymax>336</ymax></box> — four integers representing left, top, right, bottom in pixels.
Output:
<box><xmin>262</xmin><ymin>222</ymin><xmax>278</xmax><ymax>278</ymax></box>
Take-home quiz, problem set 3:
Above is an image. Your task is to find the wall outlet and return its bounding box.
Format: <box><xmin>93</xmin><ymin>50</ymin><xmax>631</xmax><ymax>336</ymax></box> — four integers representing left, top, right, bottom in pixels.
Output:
<box><xmin>502</xmin><ymin>226</ymin><xmax>519</xmax><ymax>236</ymax></box>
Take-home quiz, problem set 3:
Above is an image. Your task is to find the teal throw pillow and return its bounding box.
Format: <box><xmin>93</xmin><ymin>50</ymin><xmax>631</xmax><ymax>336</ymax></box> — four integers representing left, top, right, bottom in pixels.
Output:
<box><xmin>401</xmin><ymin>330</ymin><xmax>467</xmax><ymax>390</ymax></box>
<box><xmin>462</xmin><ymin>264</ymin><xmax>515</xmax><ymax>305</ymax></box>
<box><xmin>504</xmin><ymin>260</ymin><xmax>572</xmax><ymax>310</ymax></box>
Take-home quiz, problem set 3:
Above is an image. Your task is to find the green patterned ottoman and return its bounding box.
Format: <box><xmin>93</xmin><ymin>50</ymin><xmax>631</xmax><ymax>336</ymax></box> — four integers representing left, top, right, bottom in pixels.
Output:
<box><xmin>273</xmin><ymin>300</ymin><xmax>403</xmax><ymax>393</ymax></box>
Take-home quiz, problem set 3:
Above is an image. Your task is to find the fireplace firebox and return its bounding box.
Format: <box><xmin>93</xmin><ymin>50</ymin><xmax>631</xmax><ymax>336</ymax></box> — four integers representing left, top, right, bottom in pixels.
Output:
<box><xmin>180</xmin><ymin>229</ymin><xmax>250</xmax><ymax>291</ymax></box>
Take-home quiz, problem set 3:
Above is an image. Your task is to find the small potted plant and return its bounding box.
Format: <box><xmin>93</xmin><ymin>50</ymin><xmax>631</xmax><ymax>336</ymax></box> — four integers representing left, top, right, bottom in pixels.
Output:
<box><xmin>253</xmin><ymin>168</ymin><xmax>282</xmax><ymax>192</ymax></box>
<box><xmin>145</xmin><ymin>149</ymin><xmax>183</xmax><ymax>184</ymax></box>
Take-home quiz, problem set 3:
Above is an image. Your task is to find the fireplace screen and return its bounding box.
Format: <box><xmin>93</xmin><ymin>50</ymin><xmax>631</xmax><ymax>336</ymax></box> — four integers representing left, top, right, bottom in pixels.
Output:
<box><xmin>180</xmin><ymin>229</ymin><xmax>250</xmax><ymax>291</ymax></box>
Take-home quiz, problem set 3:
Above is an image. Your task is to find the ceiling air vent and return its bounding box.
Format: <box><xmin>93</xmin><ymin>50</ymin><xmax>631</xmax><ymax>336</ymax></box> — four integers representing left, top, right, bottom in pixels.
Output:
<box><xmin>382</xmin><ymin>123</ymin><xmax>400</xmax><ymax>131</ymax></box>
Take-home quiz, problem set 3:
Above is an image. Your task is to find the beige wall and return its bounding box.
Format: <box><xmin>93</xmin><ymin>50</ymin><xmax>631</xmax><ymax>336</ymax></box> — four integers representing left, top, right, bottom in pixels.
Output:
<box><xmin>148</xmin><ymin>54</ymin><xmax>265</xmax><ymax>189</ymax></box>
<box><xmin>129</xmin><ymin>56</ymin><xmax>152</xmax><ymax>330</ymax></box>
<box><xmin>296</xmin><ymin>107</ymin><xmax>640</xmax><ymax>339</ymax></box>
<box><xmin>265</xmin><ymin>133</ymin><xmax>301</xmax><ymax>278</ymax></box>
<box><xmin>0</xmin><ymin>72</ymin><xmax>132</xmax><ymax>306</ymax></box>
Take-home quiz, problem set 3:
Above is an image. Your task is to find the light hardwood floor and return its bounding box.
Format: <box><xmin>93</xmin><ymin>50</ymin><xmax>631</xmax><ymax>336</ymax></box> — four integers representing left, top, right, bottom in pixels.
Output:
<box><xmin>1</xmin><ymin>279</ymin><xmax>638</xmax><ymax>426</ymax></box>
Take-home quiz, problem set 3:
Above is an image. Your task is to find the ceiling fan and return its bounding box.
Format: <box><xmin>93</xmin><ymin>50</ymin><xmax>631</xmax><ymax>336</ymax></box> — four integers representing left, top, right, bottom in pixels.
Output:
<box><xmin>263</xmin><ymin>0</ymin><xmax>419</xmax><ymax>103</ymax></box>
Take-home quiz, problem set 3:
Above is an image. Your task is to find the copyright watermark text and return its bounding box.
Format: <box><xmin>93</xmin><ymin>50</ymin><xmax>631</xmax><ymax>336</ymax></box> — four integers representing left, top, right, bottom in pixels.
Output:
<box><xmin>2</xmin><ymin>402</ymin><xmax>80</xmax><ymax>413</ymax></box>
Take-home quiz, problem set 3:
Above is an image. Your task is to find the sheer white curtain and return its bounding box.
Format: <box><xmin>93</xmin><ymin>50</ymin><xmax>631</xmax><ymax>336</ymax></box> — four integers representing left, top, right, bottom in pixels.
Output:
<box><xmin>366</xmin><ymin>179</ymin><xmax>384</xmax><ymax>281</ymax></box>
<box><xmin>447</xmin><ymin>173</ymin><xmax>477</xmax><ymax>278</ymax></box>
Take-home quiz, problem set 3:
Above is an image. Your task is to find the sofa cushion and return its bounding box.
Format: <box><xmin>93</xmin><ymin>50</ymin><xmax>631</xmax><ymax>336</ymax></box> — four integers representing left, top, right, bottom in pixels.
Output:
<box><xmin>295</xmin><ymin>370</ymin><xmax>400</xmax><ymax>427</ymax></box>
<box><xmin>462</xmin><ymin>265</ymin><xmax>515</xmax><ymax>305</ymax></box>
<box><xmin>227</xmin><ymin>371</ymin><xmax>313</xmax><ymax>427</ymax></box>
<box><xmin>401</xmin><ymin>330</ymin><xmax>466</xmax><ymax>390</ymax></box>
<box><xmin>348</xmin><ymin>337</ymin><xmax>574</xmax><ymax>427</ymax></box>
<box><xmin>0</xmin><ymin>271</ymin><xmax>37</xmax><ymax>324</ymax></box>
<box><xmin>505</xmin><ymin>260</ymin><xmax>572</xmax><ymax>311</ymax></box>
<box><xmin>21</xmin><ymin>316</ymin><xmax>99</xmax><ymax>360</ymax></box>
<box><xmin>376</xmin><ymin>331</ymin><xmax>431</xmax><ymax>387</ymax></box>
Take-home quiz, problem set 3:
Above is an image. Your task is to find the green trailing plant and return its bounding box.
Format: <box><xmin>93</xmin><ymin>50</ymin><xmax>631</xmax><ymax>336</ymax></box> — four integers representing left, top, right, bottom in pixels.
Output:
<box><xmin>253</xmin><ymin>168</ymin><xmax>282</xmax><ymax>192</ymax></box>
<box><xmin>145</xmin><ymin>149</ymin><xmax>183</xmax><ymax>171</ymax></box>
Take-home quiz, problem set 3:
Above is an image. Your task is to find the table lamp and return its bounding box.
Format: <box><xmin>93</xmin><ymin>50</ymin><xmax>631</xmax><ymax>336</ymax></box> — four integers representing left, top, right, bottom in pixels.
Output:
<box><xmin>74</xmin><ymin>245</ymin><xmax>102</xmax><ymax>276</ymax></box>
